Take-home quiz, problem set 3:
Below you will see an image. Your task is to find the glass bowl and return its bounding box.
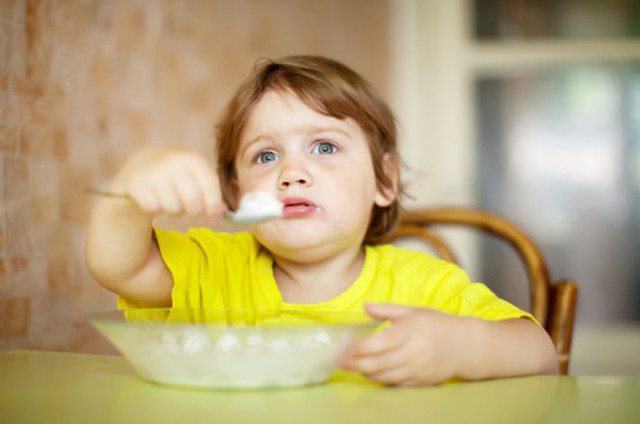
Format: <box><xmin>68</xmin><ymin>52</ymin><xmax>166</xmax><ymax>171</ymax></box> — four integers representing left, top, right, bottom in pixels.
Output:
<box><xmin>89</xmin><ymin>308</ymin><xmax>379</xmax><ymax>389</ymax></box>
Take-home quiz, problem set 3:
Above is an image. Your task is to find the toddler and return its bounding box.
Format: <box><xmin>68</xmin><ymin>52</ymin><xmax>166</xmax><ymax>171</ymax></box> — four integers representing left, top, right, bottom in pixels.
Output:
<box><xmin>85</xmin><ymin>55</ymin><xmax>558</xmax><ymax>386</ymax></box>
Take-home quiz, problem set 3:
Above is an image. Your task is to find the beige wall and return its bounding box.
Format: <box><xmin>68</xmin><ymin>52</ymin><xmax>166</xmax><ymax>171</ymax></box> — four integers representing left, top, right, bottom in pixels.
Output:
<box><xmin>0</xmin><ymin>0</ymin><xmax>391</xmax><ymax>354</ymax></box>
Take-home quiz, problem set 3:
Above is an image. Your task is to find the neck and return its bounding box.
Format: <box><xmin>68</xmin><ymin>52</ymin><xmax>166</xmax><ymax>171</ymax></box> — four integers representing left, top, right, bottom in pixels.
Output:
<box><xmin>272</xmin><ymin>246</ymin><xmax>366</xmax><ymax>304</ymax></box>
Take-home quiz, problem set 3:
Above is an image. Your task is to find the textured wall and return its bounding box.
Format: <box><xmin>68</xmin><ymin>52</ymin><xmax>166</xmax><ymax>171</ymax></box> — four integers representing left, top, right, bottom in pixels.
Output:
<box><xmin>0</xmin><ymin>0</ymin><xmax>390</xmax><ymax>353</ymax></box>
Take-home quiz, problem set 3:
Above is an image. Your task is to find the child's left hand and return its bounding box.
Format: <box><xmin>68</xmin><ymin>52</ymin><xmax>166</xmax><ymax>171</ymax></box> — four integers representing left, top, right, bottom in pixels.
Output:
<box><xmin>339</xmin><ymin>303</ymin><xmax>474</xmax><ymax>386</ymax></box>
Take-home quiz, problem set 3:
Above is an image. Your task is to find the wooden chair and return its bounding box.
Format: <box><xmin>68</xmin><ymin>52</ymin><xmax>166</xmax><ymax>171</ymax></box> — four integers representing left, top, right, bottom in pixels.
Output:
<box><xmin>390</xmin><ymin>207</ymin><xmax>578</xmax><ymax>375</ymax></box>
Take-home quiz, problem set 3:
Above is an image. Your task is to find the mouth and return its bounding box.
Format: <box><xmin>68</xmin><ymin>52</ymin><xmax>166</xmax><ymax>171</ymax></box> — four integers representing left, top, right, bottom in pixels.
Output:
<box><xmin>282</xmin><ymin>197</ymin><xmax>319</xmax><ymax>218</ymax></box>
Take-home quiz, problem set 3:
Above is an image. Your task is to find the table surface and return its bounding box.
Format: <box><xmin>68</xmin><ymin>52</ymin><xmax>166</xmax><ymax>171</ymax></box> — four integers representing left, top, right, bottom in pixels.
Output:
<box><xmin>1</xmin><ymin>350</ymin><xmax>639</xmax><ymax>424</ymax></box>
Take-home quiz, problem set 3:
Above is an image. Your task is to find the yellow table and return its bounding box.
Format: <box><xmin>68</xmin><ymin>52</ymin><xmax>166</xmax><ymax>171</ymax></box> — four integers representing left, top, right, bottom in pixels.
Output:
<box><xmin>1</xmin><ymin>350</ymin><xmax>638</xmax><ymax>423</ymax></box>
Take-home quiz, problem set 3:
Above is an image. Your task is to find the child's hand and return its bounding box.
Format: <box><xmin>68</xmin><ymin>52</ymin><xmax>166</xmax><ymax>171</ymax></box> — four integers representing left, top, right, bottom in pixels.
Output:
<box><xmin>339</xmin><ymin>303</ymin><xmax>471</xmax><ymax>386</ymax></box>
<box><xmin>114</xmin><ymin>145</ymin><xmax>224</xmax><ymax>219</ymax></box>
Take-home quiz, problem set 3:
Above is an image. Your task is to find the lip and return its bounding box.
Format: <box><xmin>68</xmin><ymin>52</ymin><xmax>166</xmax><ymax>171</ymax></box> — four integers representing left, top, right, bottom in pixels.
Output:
<box><xmin>282</xmin><ymin>197</ymin><xmax>319</xmax><ymax>218</ymax></box>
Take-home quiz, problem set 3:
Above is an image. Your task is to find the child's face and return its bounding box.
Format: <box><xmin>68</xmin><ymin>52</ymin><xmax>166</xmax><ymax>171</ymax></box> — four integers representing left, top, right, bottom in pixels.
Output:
<box><xmin>233</xmin><ymin>90</ymin><xmax>394</xmax><ymax>261</ymax></box>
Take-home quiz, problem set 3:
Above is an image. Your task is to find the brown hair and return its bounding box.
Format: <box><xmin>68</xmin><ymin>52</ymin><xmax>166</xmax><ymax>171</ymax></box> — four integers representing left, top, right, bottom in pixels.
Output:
<box><xmin>215</xmin><ymin>55</ymin><xmax>401</xmax><ymax>245</ymax></box>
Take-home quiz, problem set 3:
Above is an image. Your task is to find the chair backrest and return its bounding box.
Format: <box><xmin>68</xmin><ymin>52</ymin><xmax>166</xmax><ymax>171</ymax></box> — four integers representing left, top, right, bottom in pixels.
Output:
<box><xmin>389</xmin><ymin>207</ymin><xmax>578</xmax><ymax>375</ymax></box>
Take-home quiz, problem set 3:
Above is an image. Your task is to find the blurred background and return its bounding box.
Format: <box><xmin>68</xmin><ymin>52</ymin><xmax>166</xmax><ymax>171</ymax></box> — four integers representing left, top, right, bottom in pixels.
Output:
<box><xmin>1</xmin><ymin>0</ymin><xmax>639</xmax><ymax>374</ymax></box>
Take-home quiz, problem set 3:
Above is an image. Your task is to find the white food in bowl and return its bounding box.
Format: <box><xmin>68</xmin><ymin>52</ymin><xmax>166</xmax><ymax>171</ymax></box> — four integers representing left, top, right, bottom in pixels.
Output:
<box><xmin>90</xmin><ymin>308</ymin><xmax>378</xmax><ymax>389</ymax></box>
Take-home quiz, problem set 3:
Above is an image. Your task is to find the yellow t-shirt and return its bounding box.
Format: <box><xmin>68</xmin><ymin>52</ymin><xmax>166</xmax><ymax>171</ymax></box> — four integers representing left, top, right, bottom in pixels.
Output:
<box><xmin>119</xmin><ymin>228</ymin><xmax>532</xmax><ymax>323</ymax></box>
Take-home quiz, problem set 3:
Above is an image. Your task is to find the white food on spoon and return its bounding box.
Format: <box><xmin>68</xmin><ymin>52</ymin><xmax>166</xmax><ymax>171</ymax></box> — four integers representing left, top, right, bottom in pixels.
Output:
<box><xmin>227</xmin><ymin>191</ymin><xmax>283</xmax><ymax>224</ymax></box>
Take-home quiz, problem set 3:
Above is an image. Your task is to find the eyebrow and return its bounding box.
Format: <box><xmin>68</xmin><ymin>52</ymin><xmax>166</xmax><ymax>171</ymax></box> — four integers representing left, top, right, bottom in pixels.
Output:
<box><xmin>238</xmin><ymin>135</ymin><xmax>271</xmax><ymax>160</ymax></box>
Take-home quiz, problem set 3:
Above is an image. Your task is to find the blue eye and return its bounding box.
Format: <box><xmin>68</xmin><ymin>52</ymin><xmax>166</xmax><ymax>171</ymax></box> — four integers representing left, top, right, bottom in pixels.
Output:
<box><xmin>257</xmin><ymin>151</ymin><xmax>278</xmax><ymax>163</ymax></box>
<box><xmin>313</xmin><ymin>142</ymin><xmax>337</xmax><ymax>155</ymax></box>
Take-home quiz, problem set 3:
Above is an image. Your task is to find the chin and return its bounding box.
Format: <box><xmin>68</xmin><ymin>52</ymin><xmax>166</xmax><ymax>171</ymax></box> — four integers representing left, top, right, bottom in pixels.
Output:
<box><xmin>259</xmin><ymin>233</ymin><xmax>326</xmax><ymax>253</ymax></box>
<box><xmin>265</xmin><ymin>243</ymin><xmax>340</xmax><ymax>263</ymax></box>
<box><xmin>254</xmin><ymin>225</ymin><xmax>334</xmax><ymax>255</ymax></box>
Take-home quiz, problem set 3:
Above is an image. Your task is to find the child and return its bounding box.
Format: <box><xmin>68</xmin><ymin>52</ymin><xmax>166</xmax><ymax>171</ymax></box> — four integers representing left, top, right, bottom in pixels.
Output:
<box><xmin>85</xmin><ymin>55</ymin><xmax>558</xmax><ymax>386</ymax></box>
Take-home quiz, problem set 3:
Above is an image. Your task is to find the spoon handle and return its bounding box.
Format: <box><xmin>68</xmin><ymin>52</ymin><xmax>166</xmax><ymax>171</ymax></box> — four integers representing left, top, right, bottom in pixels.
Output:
<box><xmin>85</xmin><ymin>188</ymin><xmax>277</xmax><ymax>224</ymax></box>
<box><xmin>85</xmin><ymin>188</ymin><xmax>129</xmax><ymax>198</ymax></box>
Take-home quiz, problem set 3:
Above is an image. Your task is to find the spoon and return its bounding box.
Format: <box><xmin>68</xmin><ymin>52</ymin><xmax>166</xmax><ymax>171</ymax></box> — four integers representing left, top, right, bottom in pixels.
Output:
<box><xmin>86</xmin><ymin>189</ymin><xmax>283</xmax><ymax>225</ymax></box>
<box><xmin>224</xmin><ymin>191</ymin><xmax>283</xmax><ymax>224</ymax></box>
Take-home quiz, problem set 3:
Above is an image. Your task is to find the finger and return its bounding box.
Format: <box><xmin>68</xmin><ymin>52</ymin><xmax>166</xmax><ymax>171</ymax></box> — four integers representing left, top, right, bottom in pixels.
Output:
<box><xmin>363</xmin><ymin>364</ymin><xmax>416</xmax><ymax>386</ymax></box>
<box><xmin>395</xmin><ymin>378</ymin><xmax>432</xmax><ymax>387</ymax></box>
<box><xmin>397</xmin><ymin>371</ymin><xmax>446</xmax><ymax>387</ymax></box>
<box><xmin>347</xmin><ymin>327</ymin><xmax>405</xmax><ymax>356</ymax></box>
<box><xmin>341</xmin><ymin>342</ymin><xmax>408</xmax><ymax>374</ymax></box>
<box><xmin>174</xmin><ymin>172</ymin><xmax>206</xmax><ymax>216</ymax></box>
<box><xmin>155</xmin><ymin>182</ymin><xmax>184</xmax><ymax>215</ymax></box>
<box><xmin>364</xmin><ymin>302</ymin><xmax>414</xmax><ymax>321</ymax></box>
<box><xmin>129</xmin><ymin>184</ymin><xmax>161</xmax><ymax>214</ymax></box>
<box><xmin>190</xmin><ymin>157</ymin><xmax>223</xmax><ymax>217</ymax></box>
<box><xmin>355</xmin><ymin>357</ymin><xmax>442</xmax><ymax>387</ymax></box>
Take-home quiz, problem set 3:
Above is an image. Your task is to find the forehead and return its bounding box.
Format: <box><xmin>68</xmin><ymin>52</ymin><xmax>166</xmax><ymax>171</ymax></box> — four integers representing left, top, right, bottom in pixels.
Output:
<box><xmin>241</xmin><ymin>90</ymin><xmax>364</xmax><ymax>141</ymax></box>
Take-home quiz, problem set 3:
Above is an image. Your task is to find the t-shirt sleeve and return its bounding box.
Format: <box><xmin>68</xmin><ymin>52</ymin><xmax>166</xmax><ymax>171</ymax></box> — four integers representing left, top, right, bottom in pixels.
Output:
<box><xmin>146</xmin><ymin>228</ymin><xmax>261</xmax><ymax>309</ymax></box>
<box><xmin>117</xmin><ymin>294</ymin><xmax>144</xmax><ymax>310</ymax></box>
<box><xmin>414</xmin><ymin>258</ymin><xmax>535</xmax><ymax>322</ymax></box>
<box><xmin>116</xmin><ymin>227</ymin><xmax>206</xmax><ymax>309</ymax></box>
<box><xmin>153</xmin><ymin>227</ymin><xmax>207</xmax><ymax>307</ymax></box>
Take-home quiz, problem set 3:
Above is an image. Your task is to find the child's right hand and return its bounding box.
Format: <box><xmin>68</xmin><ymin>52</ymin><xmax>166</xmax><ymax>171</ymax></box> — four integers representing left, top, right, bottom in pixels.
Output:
<box><xmin>112</xmin><ymin>145</ymin><xmax>225</xmax><ymax>219</ymax></box>
<box><xmin>87</xmin><ymin>144</ymin><xmax>225</xmax><ymax>306</ymax></box>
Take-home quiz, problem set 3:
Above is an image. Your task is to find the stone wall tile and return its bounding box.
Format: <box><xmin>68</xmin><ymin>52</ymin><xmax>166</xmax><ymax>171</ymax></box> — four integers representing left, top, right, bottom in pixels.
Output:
<box><xmin>48</xmin><ymin>228</ymin><xmax>70</xmax><ymax>290</ymax></box>
<box><xmin>52</xmin><ymin>125</ymin><xmax>67</xmax><ymax>159</ymax></box>
<box><xmin>59</xmin><ymin>165</ymin><xmax>90</xmax><ymax>223</ymax></box>
<box><xmin>9</xmin><ymin>256</ymin><xmax>28</xmax><ymax>273</ymax></box>
<box><xmin>0</xmin><ymin>94</ymin><xmax>52</xmax><ymax>125</ymax></box>
<box><xmin>32</xmin><ymin>194</ymin><xmax>58</xmax><ymax>223</ymax></box>
<box><xmin>4</xmin><ymin>156</ymin><xmax>31</xmax><ymax>256</ymax></box>
<box><xmin>49</xmin><ymin>42</ymin><xmax>87</xmax><ymax>86</ymax></box>
<box><xmin>25</xmin><ymin>0</ymin><xmax>51</xmax><ymax>81</ymax></box>
<box><xmin>11</xmin><ymin>74</ymin><xmax>46</xmax><ymax>97</ymax></box>
<box><xmin>28</xmin><ymin>290</ymin><xmax>73</xmax><ymax>349</ymax></box>
<box><xmin>0</xmin><ymin>297</ymin><xmax>30</xmax><ymax>338</ymax></box>
<box><xmin>0</xmin><ymin>21</ymin><xmax>27</xmax><ymax>75</ymax></box>
<box><xmin>0</xmin><ymin>0</ymin><xmax>25</xmax><ymax>23</ymax></box>
<box><xmin>0</xmin><ymin>257</ymin><xmax>8</xmax><ymax>290</ymax></box>
<box><xmin>20</xmin><ymin>124</ymin><xmax>55</xmax><ymax>158</ymax></box>
<box><xmin>49</xmin><ymin>0</ymin><xmax>90</xmax><ymax>46</ymax></box>
<box><xmin>30</xmin><ymin>157</ymin><xmax>58</xmax><ymax>195</ymax></box>
<box><xmin>0</xmin><ymin>124</ymin><xmax>19</xmax><ymax>151</ymax></box>
<box><xmin>5</xmin><ymin>209</ymin><xmax>31</xmax><ymax>256</ymax></box>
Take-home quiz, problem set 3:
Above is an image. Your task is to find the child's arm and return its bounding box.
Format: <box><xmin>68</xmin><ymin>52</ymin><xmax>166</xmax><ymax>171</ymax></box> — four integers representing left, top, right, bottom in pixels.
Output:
<box><xmin>340</xmin><ymin>303</ymin><xmax>558</xmax><ymax>386</ymax></box>
<box><xmin>85</xmin><ymin>146</ymin><xmax>224</xmax><ymax>307</ymax></box>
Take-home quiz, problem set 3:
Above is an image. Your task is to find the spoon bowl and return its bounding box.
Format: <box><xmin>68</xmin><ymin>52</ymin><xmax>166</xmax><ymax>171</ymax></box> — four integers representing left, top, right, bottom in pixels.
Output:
<box><xmin>225</xmin><ymin>210</ymin><xmax>282</xmax><ymax>224</ymax></box>
<box><xmin>226</xmin><ymin>191</ymin><xmax>283</xmax><ymax>224</ymax></box>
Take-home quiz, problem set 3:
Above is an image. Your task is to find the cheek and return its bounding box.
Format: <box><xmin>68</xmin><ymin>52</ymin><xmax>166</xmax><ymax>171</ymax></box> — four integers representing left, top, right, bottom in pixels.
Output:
<box><xmin>233</xmin><ymin>168</ymin><xmax>262</xmax><ymax>194</ymax></box>
<box><xmin>351</xmin><ymin>158</ymin><xmax>378</xmax><ymax>192</ymax></box>
<box><xmin>331</xmin><ymin>167</ymin><xmax>378</xmax><ymax>206</ymax></box>
<box><xmin>234</xmin><ymin>162</ymin><xmax>277</xmax><ymax>193</ymax></box>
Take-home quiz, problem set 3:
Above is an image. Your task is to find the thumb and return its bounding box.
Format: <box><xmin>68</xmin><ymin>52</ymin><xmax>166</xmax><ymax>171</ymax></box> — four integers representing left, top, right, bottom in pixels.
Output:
<box><xmin>363</xmin><ymin>302</ymin><xmax>415</xmax><ymax>321</ymax></box>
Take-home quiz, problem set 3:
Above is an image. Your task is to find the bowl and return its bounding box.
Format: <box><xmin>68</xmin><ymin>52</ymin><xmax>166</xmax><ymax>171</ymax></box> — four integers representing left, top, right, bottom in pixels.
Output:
<box><xmin>89</xmin><ymin>308</ymin><xmax>379</xmax><ymax>389</ymax></box>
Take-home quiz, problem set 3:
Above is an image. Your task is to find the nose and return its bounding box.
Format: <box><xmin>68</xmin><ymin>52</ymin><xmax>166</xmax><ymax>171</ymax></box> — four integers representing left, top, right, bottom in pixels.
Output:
<box><xmin>278</xmin><ymin>161</ymin><xmax>312</xmax><ymax>189</ymax></box>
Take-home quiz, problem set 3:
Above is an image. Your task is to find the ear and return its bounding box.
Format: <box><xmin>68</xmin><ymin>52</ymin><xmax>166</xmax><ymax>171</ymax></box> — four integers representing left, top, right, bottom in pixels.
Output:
<box><xmin>374</xmin><ymin>153</ymin><xmax>398</xmax><ymax>207</ymax></box>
